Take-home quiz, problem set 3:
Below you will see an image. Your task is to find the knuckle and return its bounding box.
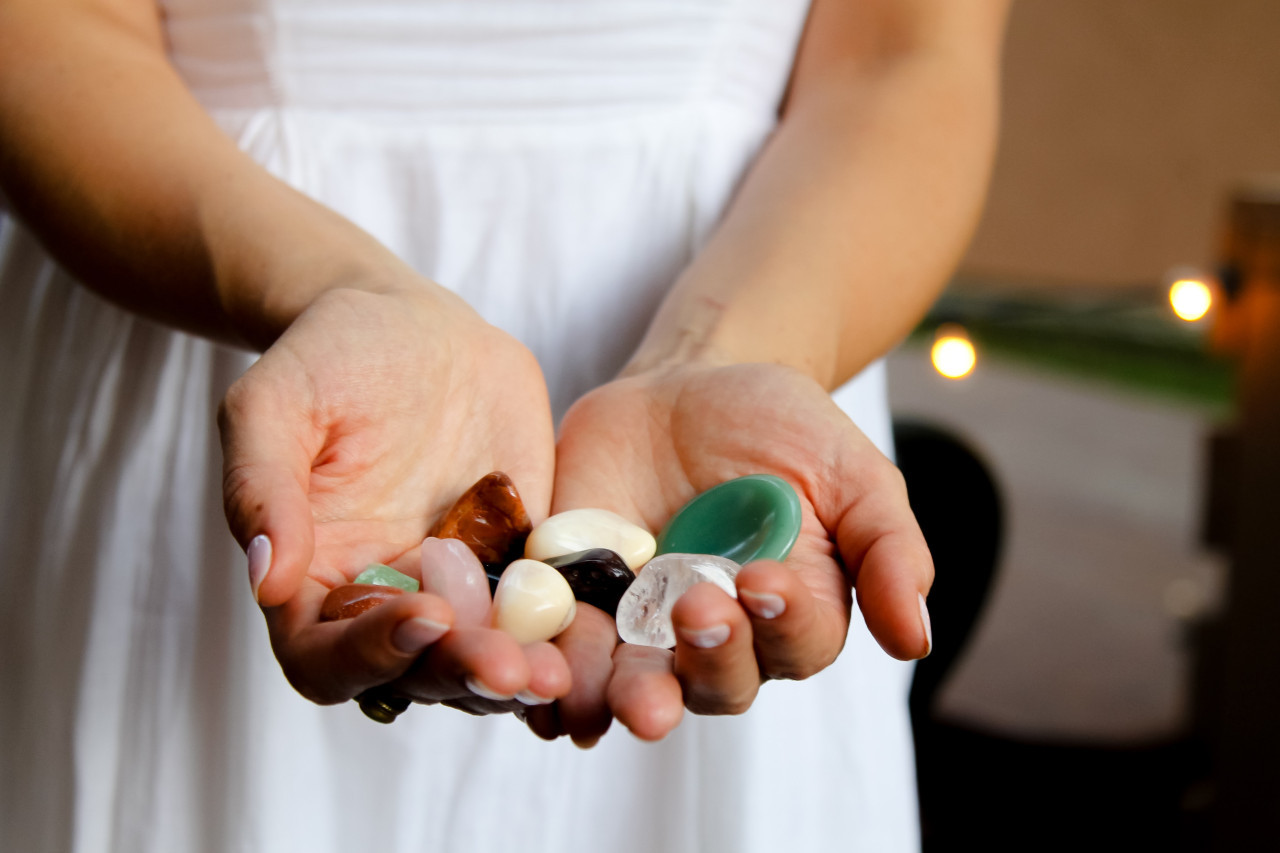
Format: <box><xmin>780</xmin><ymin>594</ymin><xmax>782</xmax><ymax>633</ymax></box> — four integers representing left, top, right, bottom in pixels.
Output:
<box><xmin>217</xmin><ymin>376</ymin><xmax>254</xmax><ymax>435</ymax></box>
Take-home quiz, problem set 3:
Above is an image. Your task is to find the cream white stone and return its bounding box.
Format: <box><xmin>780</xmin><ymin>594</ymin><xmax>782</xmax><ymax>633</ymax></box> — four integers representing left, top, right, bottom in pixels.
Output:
<box><xmin>524</xmin><ymin>508</ymin><xmax>656</xmax><ymax>570</ymax></box>
<box><xmin>616</xmin><ymin>553</ymin><xmax>741</xmax><ymax>648</ymax></box>
<box><xmin>491</xmin><ymin>559</ymin><xmax>577</xmax><ymax>644</ymax></box>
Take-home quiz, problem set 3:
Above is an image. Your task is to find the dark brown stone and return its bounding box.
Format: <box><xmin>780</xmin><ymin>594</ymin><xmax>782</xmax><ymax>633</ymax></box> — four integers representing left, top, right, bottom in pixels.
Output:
<box><xmin>543</xmin><ymin>548</ymin><xmax>636</xmax><ymax>616</ymax></box>
<box><xmin>319</xmin><ymin>583</ymin><xmax>405</xmax><ymax>622</ymax></box>
<box><xmin>429</xmin><ymin>471</ymin><xmax>532</xmax><ymax>569</ymax></box>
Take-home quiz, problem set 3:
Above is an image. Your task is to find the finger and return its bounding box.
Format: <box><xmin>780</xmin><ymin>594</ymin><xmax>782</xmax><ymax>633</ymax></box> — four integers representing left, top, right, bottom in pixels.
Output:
<box><xmin>522</xmin><ymin>701</ymin><xmax>564</xmax><ymax>741</ymax></box>
<box><xmin>398</xmin><ymin>627</ymin><xmax>539</xmax><ymax>704</ymax></box>
<box><xmin>607</xmin><ymin>644</ymin><xmax>683</xmax><ymax>741</ymax></box>
<box><xmin>218</xmin><ymin>368</ymin><xmax>320</xmax><ymax>607</ymax></box>
<box><xmin>549</xmin><ymin>604</ymin><xmax>617</xmax><ymax>747</ymax></box>
<box><xmin>440</xmin><ymin>640</ymin><xmax>573</xmax><ymax>717</ymax></box>
<box><xmin>735</xmin><ymin>559</ymin><xmax>850</xmax><ymax>680</ymax></box>
<box><xmin>832</xmin><ymin>463</ymin><xmax>934</xmax><ymax>661</ymax></box>
<box><xmin>269</xmin><ymin>590</ymin><xmax>454</xmax><ymax>704</ymax></box>
<box><xmin>670</xmin><ymin>582</ymin><xmax>759</xmax><ymax>715</ymax></box>
<box><xmin>519</xmin><ymin>640</ymin><xmax>574</xmax><ymax>706</ymax></box>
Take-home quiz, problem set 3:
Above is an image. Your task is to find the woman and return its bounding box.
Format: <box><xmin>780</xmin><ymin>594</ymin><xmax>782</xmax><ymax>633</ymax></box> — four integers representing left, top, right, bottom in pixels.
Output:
<box><xmin>0</xmin><ymin>0</ymin><xmax>1008</xmax><ymax>850</ymax></box>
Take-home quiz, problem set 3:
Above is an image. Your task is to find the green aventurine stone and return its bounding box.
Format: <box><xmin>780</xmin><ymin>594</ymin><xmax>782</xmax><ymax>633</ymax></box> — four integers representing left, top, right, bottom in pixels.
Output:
<box><xmin>353</xmin><ymin>563</ymin><xmax>421</xmax><ymax>593</ymax></box>
<box><xmin>656</xmin><ymin>474</ymin><xmax>802</xmax><ymax>565</ymax></box>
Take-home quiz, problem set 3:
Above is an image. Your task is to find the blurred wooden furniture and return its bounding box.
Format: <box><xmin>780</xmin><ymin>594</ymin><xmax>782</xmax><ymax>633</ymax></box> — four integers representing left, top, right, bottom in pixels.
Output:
<box><xmin>1204</xmin><ymin>178</ymin><xmax>1280</xmax><ymax>850</ymax></box>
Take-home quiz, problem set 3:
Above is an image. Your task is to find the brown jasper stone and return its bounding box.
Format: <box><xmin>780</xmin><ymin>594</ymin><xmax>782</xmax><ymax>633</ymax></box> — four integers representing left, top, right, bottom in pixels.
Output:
<box><xmin>429</xmin><ymin>471</ymin><xmax>532</xmax><ymax>569</ymax></box>
<box><xmin>319</xmin><ymin>583</ymin><xmax>405</xmax><ymax>622</ymax></box>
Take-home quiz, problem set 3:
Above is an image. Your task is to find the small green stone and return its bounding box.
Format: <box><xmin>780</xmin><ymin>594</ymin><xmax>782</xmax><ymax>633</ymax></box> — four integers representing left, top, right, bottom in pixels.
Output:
<box><xmin>656</xmin><ymin>474</ymin><xmax>803</xmax><ymax>565</ymax></box>
<box><xmin>353</xmin><ymin>563</ymin><xmax>420</xmax><ymax>593</ymax></box>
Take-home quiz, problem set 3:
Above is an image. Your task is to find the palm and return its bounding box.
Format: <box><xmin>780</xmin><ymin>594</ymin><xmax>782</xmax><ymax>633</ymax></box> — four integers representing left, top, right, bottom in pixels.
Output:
<box><xmin>223</xmin><ymin>287</ymin><xmax>562</xmax><ymax>708</ymax></box>
<box><xmin>555</xmin><ymin>364</ymin><xmax>856</xmax><ymax>625</ymax></box>
<box><xmin>544</xmin><ymin>362</ymin><xmax>929</xmax><ymax>740</ymax></box>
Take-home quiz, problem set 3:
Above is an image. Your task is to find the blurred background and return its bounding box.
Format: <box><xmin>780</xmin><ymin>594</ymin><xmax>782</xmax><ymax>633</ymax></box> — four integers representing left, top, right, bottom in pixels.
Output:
<box><xmin>894</xmin><ymin>2</ymin><xmax>1280</xmax><ymax>849</ymax></box>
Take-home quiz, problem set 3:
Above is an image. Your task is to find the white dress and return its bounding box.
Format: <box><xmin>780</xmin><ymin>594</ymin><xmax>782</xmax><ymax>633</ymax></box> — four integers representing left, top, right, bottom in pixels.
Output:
<box><xmin>0</xmin><ymin>1</ymin><xmax>919</xmax><ymax>851</ymax></box>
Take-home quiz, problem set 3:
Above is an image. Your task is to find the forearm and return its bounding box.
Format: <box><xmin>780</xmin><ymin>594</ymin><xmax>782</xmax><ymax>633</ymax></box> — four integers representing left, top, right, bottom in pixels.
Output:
<box><xmin>627</xmin><ymin>2</ymin><xmax>1007</xmax><ymax>389</ymax></box>
<box><xmin>0</xmin><ymin>0</ymin><xmax>423</xmax><ymax>349</ymax></box>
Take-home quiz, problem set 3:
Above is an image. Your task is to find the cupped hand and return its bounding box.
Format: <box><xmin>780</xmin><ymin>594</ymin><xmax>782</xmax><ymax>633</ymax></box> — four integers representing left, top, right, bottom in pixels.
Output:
<box><xmin>531</xmin><ymin>362</ymin><xmax>933</xmax><ymax>742</ymax></box>
<box><xmin>219</xmin><ymin>283</ymin><xmax>569</xmax><ymax>714</ymax></box>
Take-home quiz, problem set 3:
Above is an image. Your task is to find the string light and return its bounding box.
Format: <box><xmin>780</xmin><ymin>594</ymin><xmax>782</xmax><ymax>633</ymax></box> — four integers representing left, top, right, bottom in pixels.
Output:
<box><xmin>931</xmin><ymin>324</ymin><xmax>976</xmax><ymax>379</ymax></box>
<box><xmin>1169</xmin><ymin>277</ymin><xmax>1213</xmax><ymax>322</ymax></box>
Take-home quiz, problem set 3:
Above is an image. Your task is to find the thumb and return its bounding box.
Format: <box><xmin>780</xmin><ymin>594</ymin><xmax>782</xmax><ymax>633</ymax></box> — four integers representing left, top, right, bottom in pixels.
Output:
<box><xmin>218</xmin><ymin>370</ymin><xmax>318</xmax><ymax>607</ymax></box>
<box><xmin>829</xmin><ymin>459</ymin><xmax>935</xmax><ymax>661</ymax></box>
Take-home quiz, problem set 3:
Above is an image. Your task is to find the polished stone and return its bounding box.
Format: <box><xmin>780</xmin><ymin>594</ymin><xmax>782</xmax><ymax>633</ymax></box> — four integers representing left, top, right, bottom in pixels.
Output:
<box><xmin>525</xmin><ymin>508</ymin><xmax>656</xmax><ymax>570</ymax></box>
<box><xmin>319</xmin><ymin>584</ymin><xmax>405</xmax><ymax>622</ymax></box>
<box><xmin>356</xmin><ymin>690</ymin><xmax>411</xmax><ymax>724</ymax></box>
<box><xmin>615</xmin><ymin>553</ymin><xmax>741</xmax><ymax>648</ymax></box>
<box><xmin>323</xmin><ymin>569</ymin><xmax>415</xmax><ymax>726</ymax></box>
<box><xmin>420</xmin><ymin>536</ymin><xmax>491</xmax><ymax>626</ymax></box>
<box><xmin>656</xmin><ymin>474</ymin><xmax>802</xmax><ymax>565</ymax></box>
<box><xmin>543</xmin><ymin>548</ymin><xmax>636</xmax><ymax>616</ymax></box>
<box><xmin>491</xmin><ymin>558</ymin><xmax>577</xmax><ymax>644</ymax></box>
<box><xmin>430</xmin><ymin>471</ymin><xmax>532</xmax><ymax>569</ymax></box>
<box><xmin>353</xmin><ymin>563</ymin><xmax>421</xmax><ymax>593</ymax></box>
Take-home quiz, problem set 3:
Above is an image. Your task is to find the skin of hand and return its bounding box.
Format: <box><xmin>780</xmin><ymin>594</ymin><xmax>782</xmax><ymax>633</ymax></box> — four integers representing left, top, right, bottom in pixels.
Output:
<box><xmin>218</xmin><ymin>283</ymin><xmax>572</xmax><ymax>713</ymax></box>
<box><xmin>526</xmin><ymin>0</ymin><xmax>1009</xmax><ymax>743</ymax></box>
<box><xmin>523</xmin><ymin>363</ymin><xmax>931</xmax><ymax>743</ymax></box>
<box><xmin>2</xmin><ymin>0</ymin><xmax>1005</xmax><ymax>733</ymax></box>
<box><xmin>1</xmin><ymin>1</ymin><xmax>572</xmax><ymax>716</ymax></box>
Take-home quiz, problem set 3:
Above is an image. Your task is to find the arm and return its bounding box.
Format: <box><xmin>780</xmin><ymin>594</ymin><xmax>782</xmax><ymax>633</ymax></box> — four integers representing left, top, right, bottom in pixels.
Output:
<box><xmin>542</xmin><ymin>0</ymin><xmax>1010</xmax><ymax>742</ymax></box>
<box><xmin>0</xmin><ymin>0</ymin><xmax>421</xmax><ymax>348</ymax></box>
<box><xmin>628</xmin><ymin>0</ymin><xmax>1009</xmax><ymax>388</ymax></box>
<box><xmin>0</xmin><ymin>0</ymin><xmax>568</xmax><ymax>714</ymax></box>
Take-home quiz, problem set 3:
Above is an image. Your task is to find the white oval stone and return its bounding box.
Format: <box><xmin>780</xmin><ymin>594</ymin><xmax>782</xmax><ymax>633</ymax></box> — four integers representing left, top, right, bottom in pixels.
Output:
<box><xmin>524</xmin><ymin>508</ymin><xmax>656</xmax><ymax>571</ymax></box>
<box><xmin>491</xmin><ymin>559</ymin><xmax>577</xmax><ymax>644</ymax></box>
<box><xmin>616</xmin><ymin>553</ymin><xmax>741</xmax><ymax>649</ymax></box>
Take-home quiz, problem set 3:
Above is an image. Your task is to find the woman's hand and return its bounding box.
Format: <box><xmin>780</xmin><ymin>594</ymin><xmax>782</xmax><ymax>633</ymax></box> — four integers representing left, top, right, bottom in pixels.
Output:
<box><xmin>528</xmin><ymin>362</ymin><xmax>933</xmax><ymax>742</ymax></box>
<box><xmin>219</xmin><ymin>282</ymin><xmax>570</xmax><ymax>715</ymax></box>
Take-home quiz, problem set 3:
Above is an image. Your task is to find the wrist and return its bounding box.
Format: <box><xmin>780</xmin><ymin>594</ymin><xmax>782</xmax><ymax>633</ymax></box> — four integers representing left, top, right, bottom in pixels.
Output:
<box><xmin>621</xmin><ymin>294</ymin><xmax>837</xmax><ymax>388</ymax></box>
<box><xmin>196</xmin><ymin>168</ymin><xmax>439</xmax><ymax>349</ymax></box>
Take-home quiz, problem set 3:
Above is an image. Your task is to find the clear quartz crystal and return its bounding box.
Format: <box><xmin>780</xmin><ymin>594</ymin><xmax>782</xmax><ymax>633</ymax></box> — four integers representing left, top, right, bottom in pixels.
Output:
<box><xmin>616</xmin><ymin>553</ymin><xmax>742</xmax><ymax>648</ymax></box>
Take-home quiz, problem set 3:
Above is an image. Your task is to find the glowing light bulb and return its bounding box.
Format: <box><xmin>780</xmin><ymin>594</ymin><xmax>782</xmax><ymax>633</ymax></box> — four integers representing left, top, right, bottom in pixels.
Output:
<box><xmin>1169</xmin><ymin>277</ymin><xmax>1212</xmax><ymax>322</ymax></box>
<box><xmin>931</xmin><ymin>326</ymin><xmax>976</xmax><ymax>379</ymax></box>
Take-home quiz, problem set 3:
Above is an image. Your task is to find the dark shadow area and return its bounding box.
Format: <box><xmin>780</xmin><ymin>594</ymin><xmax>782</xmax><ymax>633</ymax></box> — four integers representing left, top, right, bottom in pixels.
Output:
<box><xmin>913</xmin><ymin>724</ymin><xmax>1212</xmax><ymax>852</ymax></box>
<box><xmin>897</xmin><ymin>419</ymin><xmax>1214</xmax><ymax>851</ymax></box>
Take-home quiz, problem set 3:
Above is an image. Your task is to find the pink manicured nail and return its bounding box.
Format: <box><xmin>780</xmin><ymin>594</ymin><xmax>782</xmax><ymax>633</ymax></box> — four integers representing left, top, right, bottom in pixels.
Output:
<box><xmin>515</xmin><ymin>689</ymin><xmax>553</xmax><ymax>706</ymax></box>
<box><xmin>465</xmin><ymin>676</ymin><xmax>515</xmax><ymax>702</ymax></box>
<box><xmin>740</xmin><ymin>589</ymin><xmax>786</xmax><ymax>620</ymax></box>
<box><xmin>247</xmin><ymin>535</ymin><xmax>272</xmax><ymax>601</ymax></box>
<box><xmin>919</xmin><ymin>593</ymin><xmax>933</xmax><ymax>658</ymax></box>
<box><xmin>391</xmin><ymin>617</ymin><xmax>450</xmax><ymax>654</ymax></box>
<box><xmin>678</xmin><ymin>623</ymin><xmax>731</xmax><ymax>649</ymax></box>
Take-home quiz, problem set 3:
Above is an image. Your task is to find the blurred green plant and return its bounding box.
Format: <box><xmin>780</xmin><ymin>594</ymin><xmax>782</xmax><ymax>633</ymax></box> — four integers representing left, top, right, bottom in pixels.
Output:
<box><xmin>911</xmin><ymin>281</ymin><xmax>1234</xmax><ymax>412</ymax></box>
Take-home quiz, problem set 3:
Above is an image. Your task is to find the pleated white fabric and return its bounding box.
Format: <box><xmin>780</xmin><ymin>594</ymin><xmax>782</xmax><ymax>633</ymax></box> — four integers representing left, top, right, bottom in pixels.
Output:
<box><xmin>0</xmin><ymin>2</ymin><xmax>920</xmax><ymax>851</ymax></box>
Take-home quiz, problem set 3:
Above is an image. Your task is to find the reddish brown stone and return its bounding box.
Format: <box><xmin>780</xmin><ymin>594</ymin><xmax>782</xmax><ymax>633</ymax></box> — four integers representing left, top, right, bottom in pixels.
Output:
<box><xmin>429</xmin><ymin>471</ymin><xmax>532</xmax><ymax>569</ymax></box>
<box><xmin>319</xmin><ymin>583</ymin><xmax>405</xmax><ymax>622</ymax></box>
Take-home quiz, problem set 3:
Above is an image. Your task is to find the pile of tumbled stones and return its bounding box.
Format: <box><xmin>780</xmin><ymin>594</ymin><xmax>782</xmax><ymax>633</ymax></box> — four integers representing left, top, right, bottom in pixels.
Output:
<box><xmin>321</xmin><ymin>471</ymin><xmax>802</xmax><ymax>718</ymax></box>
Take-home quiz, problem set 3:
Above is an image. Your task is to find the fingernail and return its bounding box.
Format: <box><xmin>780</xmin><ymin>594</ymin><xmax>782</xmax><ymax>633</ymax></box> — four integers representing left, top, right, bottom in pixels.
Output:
<box><xmin>918</xmin><ymin>593</ymin><xmax>933</xmax><ymax>658</ymax></box>
<box><xmin>465</xmin><ymin>676</ymin><xmax>515</xmax><ymax>702</ymax></box>
<box><xmin>678</xmin><ymin>623</ymin><xmax>731</xmax><ymax>649</ymax></box>
<box><xmin>391</xmin><ymin>617</ymin><xmax>450</xmax><ymax>654</ymax></box>
<box><xmin>740</xmin><ymin>589</ymin><xmax>786</xmax><ymax>620</ymax></box>
<box><xmin>572</xmin><ymin>735</ymin><xmax>601</xmax><ymax>750</ymax></box>
<box><xmin>516</xmin><ymin>689</ymin><xmax>553</xmax><ymax>706</ymax></box>
<box><xmin>247</xmin><ymin>535</ymin><xmax>272</xmax><ymax>601</ymax></box>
